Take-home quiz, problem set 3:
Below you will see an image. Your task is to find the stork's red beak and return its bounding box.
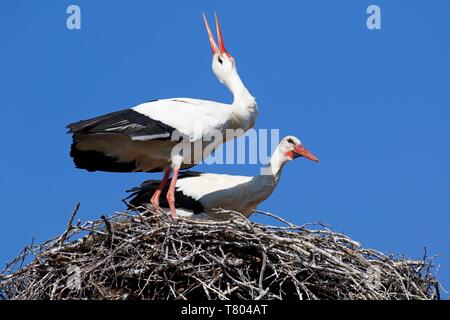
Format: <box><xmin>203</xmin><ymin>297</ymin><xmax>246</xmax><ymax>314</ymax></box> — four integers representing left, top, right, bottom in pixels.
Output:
<box><xmin>293</xmin><ymin>145</ymin><xmax>319</xmax><ymax>162</ymax></box>
<box><xmin>203</xmin><ymin>13</ymin><xmax>219</xmax><ymax>54</ymax></box>
<box><xmin>203</xmin><ymin>14</ymin><xmax>233</xmax><ymax>59</ymax></box>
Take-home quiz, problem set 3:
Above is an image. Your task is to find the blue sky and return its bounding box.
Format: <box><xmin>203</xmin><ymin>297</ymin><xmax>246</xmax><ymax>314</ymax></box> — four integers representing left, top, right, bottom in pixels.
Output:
<box><xmin>0</xmin><ymin>1</ymin><xmax>449</xmax><ymax>294</ymax></box>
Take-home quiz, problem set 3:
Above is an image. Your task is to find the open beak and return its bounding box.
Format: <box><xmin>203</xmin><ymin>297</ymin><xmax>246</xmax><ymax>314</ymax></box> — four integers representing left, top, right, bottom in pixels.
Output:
<box><xmin>203</xmin><ymin>14</ymin><xmax>232</xmax><ymax>59</ymax></box>
<box><xmin>293</xmin><ymin>145</ymin><xmax>319</xmax><ymax>162</ymax></box>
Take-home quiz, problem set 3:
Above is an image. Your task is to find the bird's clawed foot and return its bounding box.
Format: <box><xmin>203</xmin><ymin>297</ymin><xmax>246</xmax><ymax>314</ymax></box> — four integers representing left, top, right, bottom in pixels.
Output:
<box><xmin>151</xmin><ymin>204</ymin><xmax>165</xmax><ymax>216</ymax></box>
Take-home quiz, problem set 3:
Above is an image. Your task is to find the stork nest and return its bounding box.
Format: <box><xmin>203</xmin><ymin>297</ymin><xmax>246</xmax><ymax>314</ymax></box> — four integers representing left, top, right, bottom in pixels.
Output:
<box><xmin>0</xmin><ymin>204</ymin><xmax>441</xmax><ymax>300</ymax></box>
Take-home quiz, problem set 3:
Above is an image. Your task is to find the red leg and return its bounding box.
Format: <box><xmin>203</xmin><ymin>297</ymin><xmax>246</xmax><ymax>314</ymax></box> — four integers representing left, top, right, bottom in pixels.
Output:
<box><xmin>150</xmin><ymin>167</ymin><xmax>170</xmax><ymax>209</ymax></box>
<box><xmin>166</xmin><ymin>167</ymin><xmax>179</xmax><ymax>218</ymax></box>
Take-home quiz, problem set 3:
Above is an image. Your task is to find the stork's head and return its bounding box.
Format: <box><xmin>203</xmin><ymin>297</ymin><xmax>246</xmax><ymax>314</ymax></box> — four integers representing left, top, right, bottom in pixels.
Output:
<box><xmin>278</xmin><ymin>136</ymin><xmax>319</xmax><ymax>163</ymax></box>
<box><xmin>266</xmin><ymin>135</ymin><xmax>319</xmax><ymax>176</ymax></box>
<box><xmin>203</xmin><ymin>14</ymin><xmax>237</xmax><ymax>86</ymax></box>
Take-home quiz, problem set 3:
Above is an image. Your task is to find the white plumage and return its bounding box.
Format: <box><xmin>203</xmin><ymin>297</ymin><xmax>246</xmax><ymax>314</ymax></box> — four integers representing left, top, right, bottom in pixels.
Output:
<box><xmin>132</xmin><ymin>97</ymin><xmax>256</xmax><ymax>145</ymax></box>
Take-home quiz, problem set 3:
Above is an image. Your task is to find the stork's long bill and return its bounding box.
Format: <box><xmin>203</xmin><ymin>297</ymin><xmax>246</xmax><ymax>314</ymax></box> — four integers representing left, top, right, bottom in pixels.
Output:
<box><xmin>203</xmin><ymin>14</ymin><xmax>233</xmax><ymax>60</ymax></box>
<box><xmin>292</xmin><ymin>145</ymin><xmax>320</xmax><ymax>162</ymax></box>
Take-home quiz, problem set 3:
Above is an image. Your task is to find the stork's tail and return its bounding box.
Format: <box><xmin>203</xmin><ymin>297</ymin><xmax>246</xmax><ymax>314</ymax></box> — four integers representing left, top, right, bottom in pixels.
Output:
<box><xmin>123</xmin><ymin>180</ymin><xmax>160</xmax><ymax>209</ymax></box>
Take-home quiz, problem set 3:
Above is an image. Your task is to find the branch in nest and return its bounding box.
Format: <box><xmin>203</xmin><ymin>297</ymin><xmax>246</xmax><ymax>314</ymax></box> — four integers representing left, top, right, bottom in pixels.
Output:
<box><xmin>0</xmin><ymin>207</ymin><xmax>441</xmax><ymax>300</ymax></box>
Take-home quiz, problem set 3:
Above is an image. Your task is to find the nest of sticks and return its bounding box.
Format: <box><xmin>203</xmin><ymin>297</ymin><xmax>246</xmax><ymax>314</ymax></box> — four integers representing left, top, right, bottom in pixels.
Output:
<box><xmin>0</xmin><ymin>204</ymin><xmax>441</xmax><ymax>300</ymax></box>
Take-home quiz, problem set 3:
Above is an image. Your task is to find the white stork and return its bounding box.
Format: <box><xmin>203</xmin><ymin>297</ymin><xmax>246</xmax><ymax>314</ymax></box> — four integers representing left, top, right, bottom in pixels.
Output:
<box><xmin>126</xmin><ymin>136</ymin><xmax>319</xmax><ymax>219</ymax></box>
<box><xmin>67</xmin><ymin>15</ymin><xmax>258</xmax><ymax>217</ymax></box>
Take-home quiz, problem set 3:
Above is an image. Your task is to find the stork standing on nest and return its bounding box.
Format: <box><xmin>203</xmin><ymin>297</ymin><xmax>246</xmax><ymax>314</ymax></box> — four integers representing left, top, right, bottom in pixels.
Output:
<box><xmin>67</xmin><ymin>15</ymin><xmax>258</xmax><ymax>217</ymax></box>
<box><xmin>126</xmin><ymin>136</ymin><xmax>319</xmax><ymax>220</ymax></box>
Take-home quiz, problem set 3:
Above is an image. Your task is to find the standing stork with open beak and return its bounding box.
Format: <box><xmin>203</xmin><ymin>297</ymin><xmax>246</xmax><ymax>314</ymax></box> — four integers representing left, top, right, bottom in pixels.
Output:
<box><xmin>67</xmin><ymin>15</ymin><xmax>258</xmax><ymax>217</ymax></box>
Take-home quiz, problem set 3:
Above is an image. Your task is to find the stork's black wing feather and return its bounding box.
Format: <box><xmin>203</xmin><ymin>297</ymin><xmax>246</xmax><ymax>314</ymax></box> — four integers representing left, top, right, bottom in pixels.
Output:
<box><xmin>67</xmin><ymin>108</ymin><xmax>176</xmax><ymax>140</ymax></box>
<box><xmin>124</xmin><ymin>171</ymin><xmax>204</xmax><ymax>214</ymax></box>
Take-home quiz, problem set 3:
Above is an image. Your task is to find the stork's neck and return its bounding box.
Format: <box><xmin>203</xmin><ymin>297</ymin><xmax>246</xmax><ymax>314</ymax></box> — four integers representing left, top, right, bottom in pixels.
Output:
<box><xmin>264</xmin><ymin>147</ymin><xmax>288</xmax><ymax>179</ymax></box>
<box><xmin>227</xmin><ymin>70</ymin><xmax>257</xmax><ymax>115</ymax></box>
<box><xmin>240</xmin><ymin>149</ymin><xmax>287</xmax><ymax>213</ymax></box>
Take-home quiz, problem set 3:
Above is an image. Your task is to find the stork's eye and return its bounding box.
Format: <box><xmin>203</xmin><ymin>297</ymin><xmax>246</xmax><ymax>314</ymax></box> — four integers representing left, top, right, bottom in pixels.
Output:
<box><xmin>217</xmin><ymin>56</ymin><xmax>223</xmax><ymax>64</ymax></box>
<box><xmin>287</xmin><ymin>138</ymin><xmax>294</xmax><ymax>144</ymax></box>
